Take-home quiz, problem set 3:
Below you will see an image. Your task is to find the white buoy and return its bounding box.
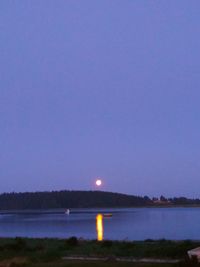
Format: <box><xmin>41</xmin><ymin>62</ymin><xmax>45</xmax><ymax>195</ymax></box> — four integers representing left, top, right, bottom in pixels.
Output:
<box><xmin>65</xmin><ymin>209</ymin><xmax>70</xmax><ymax>215</ymax></box>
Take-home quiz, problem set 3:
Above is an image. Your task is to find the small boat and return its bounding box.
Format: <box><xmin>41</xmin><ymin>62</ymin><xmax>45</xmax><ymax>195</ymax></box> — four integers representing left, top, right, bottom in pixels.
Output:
<box><xmin>65</xmin><ymin>209</ymin><xmax>70</xmax><ymax>215</ymax></box>
<box><xmin>103</xmin><ymin>213</ymin><xmax>112</xmax><ymax>218</ymax></box>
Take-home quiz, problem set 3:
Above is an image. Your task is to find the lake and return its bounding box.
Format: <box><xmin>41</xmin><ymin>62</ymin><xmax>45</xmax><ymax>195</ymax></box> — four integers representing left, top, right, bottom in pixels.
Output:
<box><xmin>0</xmin><ymin>207</ymin><xmax>199</xmax><ymax>240</ymax></box>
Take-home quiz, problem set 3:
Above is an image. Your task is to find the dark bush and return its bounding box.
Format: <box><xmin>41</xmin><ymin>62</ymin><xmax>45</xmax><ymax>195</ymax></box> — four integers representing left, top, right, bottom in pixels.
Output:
<box><xmin>66</xmin><ymin>237</ymin><xmax>78</xmax><ymax>247</ymax></box>
<box><xmin>101</xmin><ymin>240</ymin><xmax>113</xmax><ymax>248</ymax></box>
<box><xmin>14</xmin><ymin>237</ymin><xmax>27</xmax><ymax>250</ymax></box>
<box><xmin>144</xmin><ymin>239</ymin><xmax>154</xmax><ymax>242</ymax></box>
<box><xmin>4</xmin><ymin>238</ymin><xmax>27</xmax><ymax>251</ymax></box>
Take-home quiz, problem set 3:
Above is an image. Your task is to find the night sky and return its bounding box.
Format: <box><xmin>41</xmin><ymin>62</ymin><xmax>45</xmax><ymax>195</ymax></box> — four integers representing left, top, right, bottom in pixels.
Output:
<box><xmin>0</xmin><ymin>1</ymin><xmax>200</xmax><ymax>197</ymax></box>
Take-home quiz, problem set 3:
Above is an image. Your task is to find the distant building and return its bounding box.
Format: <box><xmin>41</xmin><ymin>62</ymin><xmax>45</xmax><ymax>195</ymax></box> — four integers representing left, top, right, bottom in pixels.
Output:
<box><xmin>152</xmin><ymin>196</ymin><xmax>171</xmax><ymax>205</ymax></box>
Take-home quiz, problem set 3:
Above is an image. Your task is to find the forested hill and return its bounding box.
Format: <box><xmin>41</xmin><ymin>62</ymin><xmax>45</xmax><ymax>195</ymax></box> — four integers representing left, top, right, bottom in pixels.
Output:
<box><xmin>0</xmin><ymin>190</ymin><xmax>151</xmax><ymax>210</ymax></box>
<box><xmin>0</xmin><ymin>190</ymin><xmax>199</xmax><ymax>210</ymax></box>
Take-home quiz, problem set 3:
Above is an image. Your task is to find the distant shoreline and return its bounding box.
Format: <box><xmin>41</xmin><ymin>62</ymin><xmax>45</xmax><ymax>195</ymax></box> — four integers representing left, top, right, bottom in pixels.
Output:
<box><xmin>0</xmin><ymin>190</ymin><xmax>199</xmax><ymax>210</ymax></box>
<box><xmin>0</xmin><ymin>204</ymin><xmax>200</xmax><ymax>213</ymax></box>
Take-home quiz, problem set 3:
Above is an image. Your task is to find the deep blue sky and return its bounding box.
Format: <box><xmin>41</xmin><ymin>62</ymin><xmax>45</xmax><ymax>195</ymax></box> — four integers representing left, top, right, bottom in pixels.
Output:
<box><xmin>0</xmin><ymin>1</ymin><xmax>200</xmax><ymax>197</ymax></box>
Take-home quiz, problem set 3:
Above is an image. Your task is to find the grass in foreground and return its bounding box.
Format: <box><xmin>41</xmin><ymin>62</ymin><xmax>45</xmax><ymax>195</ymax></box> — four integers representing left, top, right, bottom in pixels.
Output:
<box><xmin>0</xmin><ymin>237</ymin><xmax>199</xmax><ymax>266</ymax></box>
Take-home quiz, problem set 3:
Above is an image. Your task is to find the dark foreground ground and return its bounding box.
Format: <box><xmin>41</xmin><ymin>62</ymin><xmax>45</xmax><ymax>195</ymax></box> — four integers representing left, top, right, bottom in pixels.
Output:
<box><xmin>27</xmin><ymin>262</ymin><xmax>177</xmax><ymax>267</ymax></box>
<box><xmin>0</xmin><ymin>237</ymin><xmax>199</xmax><ymax>267</ymax></box>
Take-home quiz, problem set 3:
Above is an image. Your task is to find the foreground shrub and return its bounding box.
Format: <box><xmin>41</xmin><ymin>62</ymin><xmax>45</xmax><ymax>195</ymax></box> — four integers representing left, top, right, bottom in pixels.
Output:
<box><xmin>101</xmin><ymin>240</ymin><xmax>113</xmax><ymax>248</ymax></box>
<box><xmin>66</xmin><ymin>237</ymin><xmax>79</xmax><ymax>247</ymax></box>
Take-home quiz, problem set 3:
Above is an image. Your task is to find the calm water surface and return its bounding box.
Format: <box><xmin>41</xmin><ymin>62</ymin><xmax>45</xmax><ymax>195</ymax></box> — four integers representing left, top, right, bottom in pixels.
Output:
<box><xmin>0</xmin><ymin>208</ymin><xmax>199</xmax><ymax>240</ymax></box>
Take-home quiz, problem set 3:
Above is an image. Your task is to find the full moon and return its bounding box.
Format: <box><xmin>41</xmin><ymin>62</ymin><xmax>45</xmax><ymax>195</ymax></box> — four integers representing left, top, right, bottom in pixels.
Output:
<box><xmin>96</xmin><ymin>179</ymin><xmax>102</xmax><ymax>186</ymax></box>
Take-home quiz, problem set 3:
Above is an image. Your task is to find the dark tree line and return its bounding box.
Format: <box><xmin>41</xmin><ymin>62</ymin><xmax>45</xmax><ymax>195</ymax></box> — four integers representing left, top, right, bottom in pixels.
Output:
<box><xmin>0</xmin><ymin>191</ymin><xmax>199</xmax><ymax>210</ymax></box>
<box><xmin>0</xmin><ymin>190</ymin><xmax>152</xmax><ymax>210</ymax></box>
<box><xmin>170</xmin><ymin>197</ymin><xmax>200</xmax><ymax>205</ymax></box>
